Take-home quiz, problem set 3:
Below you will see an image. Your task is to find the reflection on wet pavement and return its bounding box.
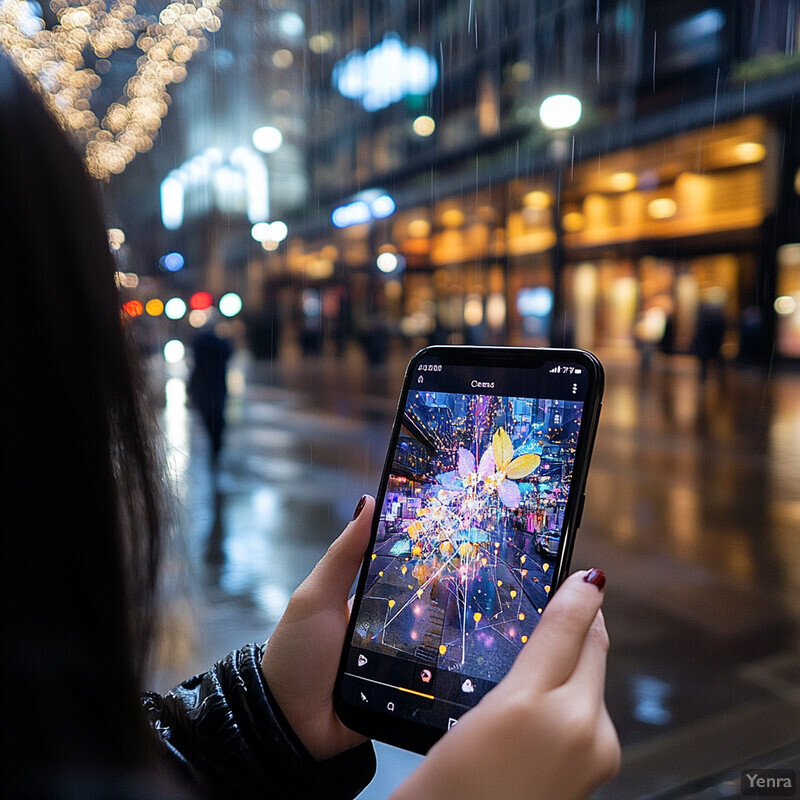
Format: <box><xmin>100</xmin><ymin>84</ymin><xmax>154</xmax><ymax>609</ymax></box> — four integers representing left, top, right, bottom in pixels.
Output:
<box><xmin>150</xmin><ymin>348</ymin><xmax>800</xmax><ymax>798</ymax></box>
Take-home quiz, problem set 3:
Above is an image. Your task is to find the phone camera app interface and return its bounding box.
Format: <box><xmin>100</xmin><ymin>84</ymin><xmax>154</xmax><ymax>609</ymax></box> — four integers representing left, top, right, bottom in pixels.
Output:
<box><xmin>343</xmin><ymin>359</ymin><xmax>588</xmax><ymax>732</ymax></box>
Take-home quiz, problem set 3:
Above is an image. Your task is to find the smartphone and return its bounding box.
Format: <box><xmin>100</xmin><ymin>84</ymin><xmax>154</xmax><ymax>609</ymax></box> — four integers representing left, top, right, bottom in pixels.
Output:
<box><xmin>334</xmin><ymin>345</ymin><xmax>604</xmax><ymax>754</ymax></box>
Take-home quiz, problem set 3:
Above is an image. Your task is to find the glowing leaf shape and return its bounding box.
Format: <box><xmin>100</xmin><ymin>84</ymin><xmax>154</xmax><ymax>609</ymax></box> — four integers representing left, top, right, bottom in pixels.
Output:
<box><xmin>478</xmin><ymin>446</ymin><xmax>496</xmax><ymax>479</ymax></box>
<box><xmin>498</xmin><ymin>479</ymin><xmax>521</xmax><ymax>508</ymax></box>
<box><xmin>439</xmin><ymin>645</ymin><xmax>447</xmax><ymax>655</ymax></box>
<box><xmin>473</xmin><ymin>612</ymin><xmax>482</xmax><ymax>623</ymax></box>
<box><xmin>388</xmin><ymin>599</ymin><xmax>395</xmax><ymax>608</ymax></box>
<box><xmin>457</xmin><ymin>448</ymin><xmax>476</xmax><ymax>478</ymax></box>
<box><xmin>492</xmin><ymin>427</ymin><xmax>514</xmax><ymax>470</ymax></box>
<box><xmin>506</xmin><ymin>453</ymin><xmax>541</xmax><ymax>479</ymax></box>
<box><xmin>542</xmin><ymin>563</ymin><xmax>549</xmax><ymax>572</ymax></box>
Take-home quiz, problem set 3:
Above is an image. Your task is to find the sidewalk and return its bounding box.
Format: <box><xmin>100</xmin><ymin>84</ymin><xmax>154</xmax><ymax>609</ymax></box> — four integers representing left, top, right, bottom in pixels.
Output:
<box><xmin>150</xmin><ymin>343</ymin><xmax>800</xmax><ymax>798</ymax></box>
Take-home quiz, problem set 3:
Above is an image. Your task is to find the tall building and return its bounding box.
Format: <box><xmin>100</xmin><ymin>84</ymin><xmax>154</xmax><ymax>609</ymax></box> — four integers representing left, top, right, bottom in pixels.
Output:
<box><xmin>258</xmin><ymin>0</ymin><xmax>800</xmax><ymax>361</ymax></box>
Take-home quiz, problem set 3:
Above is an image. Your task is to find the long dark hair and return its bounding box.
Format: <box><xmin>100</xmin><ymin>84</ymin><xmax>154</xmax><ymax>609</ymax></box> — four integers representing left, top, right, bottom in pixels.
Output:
<box><xmin>0</xmin><ymin>53</ymin><xmax>167</xmax><ymax>791</ymax></box>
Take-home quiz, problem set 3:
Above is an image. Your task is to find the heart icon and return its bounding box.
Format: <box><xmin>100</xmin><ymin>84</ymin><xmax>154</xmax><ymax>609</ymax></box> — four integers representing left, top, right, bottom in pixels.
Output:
<box><xmin>0</xmin><ymin>1</ymin><xmax>222</xmax><ymax>179</ymax></box>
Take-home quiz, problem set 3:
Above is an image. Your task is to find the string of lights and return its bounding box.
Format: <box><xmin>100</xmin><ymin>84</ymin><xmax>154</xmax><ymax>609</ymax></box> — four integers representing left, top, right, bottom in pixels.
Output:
<box><xmin>0</xmin><ymin>1</ymin><xmax>223</xmax><ymax>180</ymax></box>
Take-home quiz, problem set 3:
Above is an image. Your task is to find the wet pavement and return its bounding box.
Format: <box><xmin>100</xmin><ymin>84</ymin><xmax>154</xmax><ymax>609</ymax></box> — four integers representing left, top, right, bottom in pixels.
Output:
<box><xmin>148</xmin><ymin>344</ymin><xmax>800</xmax><ymax>799</ymax></box>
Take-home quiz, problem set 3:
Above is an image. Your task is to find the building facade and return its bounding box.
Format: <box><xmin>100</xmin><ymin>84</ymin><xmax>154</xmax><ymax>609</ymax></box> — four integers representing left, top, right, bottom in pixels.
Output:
<box><xmin>253</xmin><ymin>0</ymin><xmax>800</xmax><ymax>361</ymax></box>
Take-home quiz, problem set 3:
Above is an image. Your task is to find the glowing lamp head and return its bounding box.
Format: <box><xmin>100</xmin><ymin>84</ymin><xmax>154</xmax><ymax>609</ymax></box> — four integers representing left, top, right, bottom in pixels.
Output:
<box><xmin>539</xmin><ymin>94</ymin><xmax>582</xmax><ymax>131</ymax></box>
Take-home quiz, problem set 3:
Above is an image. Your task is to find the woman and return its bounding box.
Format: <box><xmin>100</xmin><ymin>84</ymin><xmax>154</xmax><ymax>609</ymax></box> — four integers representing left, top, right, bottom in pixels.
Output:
<box><xmin>0</xmin><ymin>54</ymin><xmax>619</xmax><ymax>799</ymax></box>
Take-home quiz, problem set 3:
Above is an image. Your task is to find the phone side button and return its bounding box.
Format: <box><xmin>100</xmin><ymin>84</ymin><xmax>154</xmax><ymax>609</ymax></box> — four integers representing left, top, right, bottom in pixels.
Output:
<box><xmin>575</xmin><ymin>493</ymin><xmax>586</xmax><ymax>528</ymax></box>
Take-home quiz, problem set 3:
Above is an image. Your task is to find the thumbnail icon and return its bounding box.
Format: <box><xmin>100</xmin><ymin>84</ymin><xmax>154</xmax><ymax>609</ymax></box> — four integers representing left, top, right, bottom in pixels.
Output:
<box><xmin>357</xmin><ymin>654</ymin><xmax>368</xmax><ymax>667</ymax></box>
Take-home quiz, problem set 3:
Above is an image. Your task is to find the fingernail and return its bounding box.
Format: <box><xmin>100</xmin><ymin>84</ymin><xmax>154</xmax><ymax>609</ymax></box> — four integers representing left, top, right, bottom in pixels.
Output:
<box><xmin>352</xmin><ymin>495</ymin><xmax>368</xmax><ymax>520</ymax></box>
<box><xmin>584</xmin><ymin>568</ymin><xmax>606</xmax><ymax>591</ymax></box>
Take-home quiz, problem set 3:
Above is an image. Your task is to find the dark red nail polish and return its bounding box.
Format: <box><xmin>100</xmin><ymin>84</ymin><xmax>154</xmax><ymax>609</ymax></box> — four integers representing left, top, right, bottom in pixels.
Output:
<box><xmin>584</xmin><ymin>568</ymin><xmax>606</xmax><ymax>591</ymax></box>
<box><xmin>352</xmin><ymin>495</ymin><xmax>368</xmax><ymax>520</ymax></box>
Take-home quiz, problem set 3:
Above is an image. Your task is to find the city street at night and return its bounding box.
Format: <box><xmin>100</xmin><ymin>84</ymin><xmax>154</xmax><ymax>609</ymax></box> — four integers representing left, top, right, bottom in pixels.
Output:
<box><xmin>149</xmin><ymin>344</ymin><xmax>800</xmax><ymax>799</ymax></box>
<box><xmin>4</xmin><ymin>2</ymin><xmax>799</xmax><ymax>795</ymax></box>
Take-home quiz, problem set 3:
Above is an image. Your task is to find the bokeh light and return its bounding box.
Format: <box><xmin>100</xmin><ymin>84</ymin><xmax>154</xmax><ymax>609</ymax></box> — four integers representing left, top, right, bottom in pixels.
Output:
<box><xmin>146</xmin><ymin>299</ymin><xmax>164</xmax><ymax>316</ymax></box>
<box><xmin>412</xmin><ymin>115</ymin><xmax>436</xmax><ymax>136</ymax></box>
<box><xmin>190</xmin><ymin>291</ymin><xmax>213</xmax><ymax>310</ymax></box>
<box><xmin>0</xmin><ymin>1</ymin><xmax>225</xmax><ymax>180</ymax></box>
<box><xmin>219</xmin><ymin>292</ymin><xmax>243</xmax><ymax>317</ymax></box>
<box><xmin>164</xmin><ymin>297</ymin><xmax>187</xmax><ymax>320</ymax></box>
<box><xmin>122</xmin><ymin>300</ymin><xmax>143</xmax><ymax>318</ymax></box>
<box><xmin>252</xmin><ymin>125</ymin><xmax>283</xmax><ymax>153</ymax></box>
<box><xmin>163</xmin><ymin>339</ymin><xmax>186</xmax><ymax>364</ymax></box>
<box><xmin>161</xmin><ymin>252</ymin><xmax>185</xmax><ymax>272</ymax></box>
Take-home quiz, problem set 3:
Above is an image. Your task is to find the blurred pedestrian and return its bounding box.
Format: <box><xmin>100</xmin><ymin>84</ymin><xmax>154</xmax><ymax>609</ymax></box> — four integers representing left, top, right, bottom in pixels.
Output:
<box><xmin>188</xmin><ymin>313</ymin><xmax>233</xmax><ymax>465</ymax></box>
<box><xmin>693</xmin><ymin>288</ymin><xmax>728</xmax><ymax>381</ymax></box>
<box><xmin>1</xmin><ymin>53</ymin><xmax>618</xmax><ymax>800</ymax></box>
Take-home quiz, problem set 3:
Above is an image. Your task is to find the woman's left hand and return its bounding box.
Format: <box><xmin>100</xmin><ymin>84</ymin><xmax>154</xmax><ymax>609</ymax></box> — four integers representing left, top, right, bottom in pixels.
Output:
<box><xmin>260</xmin><ymin>495</ymin><xmax>374</xmax><ymax>761</ymax></box>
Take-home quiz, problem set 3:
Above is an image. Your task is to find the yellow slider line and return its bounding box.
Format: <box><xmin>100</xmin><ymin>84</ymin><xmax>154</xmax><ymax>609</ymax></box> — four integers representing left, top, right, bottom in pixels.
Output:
<box><xmin>397</xmin><ymin>686</ymin><xmax>435</xmax><ymax>699</ymax></box>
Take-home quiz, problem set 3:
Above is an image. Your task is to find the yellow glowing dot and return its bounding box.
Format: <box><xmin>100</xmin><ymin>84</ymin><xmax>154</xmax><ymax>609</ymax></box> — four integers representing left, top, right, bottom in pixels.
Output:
<box><xmin>412</xmin><ymin>115</ymin><xmax>435</xmax><ymax>137</ymax></box>
<box><xmin>401</xmin><ymin>565</ymin><xmax>407</xmax><ymax>575</ymax></box>
<box><xmin>378</xmin><ymin>571</ymin><xmax>384</xmax><ymax>577</ymax></box>
<box><xmin>441</xmin><ymin>208</ymin><xmax>465</xmax><ymax>227</ymax></box>
<box><xmin>518</xmin><ymin>613</ymin><xmax>526</xmax><ymax>620</ymax></box>
<box><xmin>145</xmin><ymin>298</ymin><xmax>164</xmax><ymax>316</ymax></box>
<box><xmin>562</xmin><ymin>211</ymin><xmax>585</xmax><ymax>232</ymax></box>
<box><xmin>388</xmin><ymin>599</ymin><xmax>395</xmax><ymax>609</ymax></box>
<box><xmin>497</xmin><ymin>580</ymin><xmax>503</xmax><ymax>587</ymax></box>
<box><xmin>407</xmin><ymin>218</ymin><xmax>430</xmax><ymax>238</ymax></box>
<box><xmin>521</xmin><ymin>635</ymin><xmax>528</xmax><ymax>643</ymax></box>
<box><xmin>510</xmin><ymin>590</ymin><xmax>517</xmax><ymax>599</ymax></box>
<box><xmin>544</xmin><ymin>585</ymin><xmax>551</xmax><ymax>594</ymax></box>
<box><xmin>647</xmin><ymin>197</ymin><xmax>677</xmax><ymax>219</ymax></box>
<box><xmin>439</xmin><ymin>645</ymin><xmax>447</xmax><ymax>655</ymax></box>
<box><xmin>542</xmin><ymin>563</ymin><xmax>549</xmax><ymax>572</ymax></box>
<box><xmin>371</xmin><ymin>554</ymin><xmax>376</xmax><ymax>560</ymax></box>
<box><xmin>538</xmin><ymin>608</ymin><xmax>543</xmax><ymax>613</ymax></box>
<box><xmin>609</xmin><ymin>171</ymin><xmax>637</xmax><ymax>191</ymax></box>
<box><xmin>523</xmin><ymin>190</ymin><xmax>551</xmax><ymax>209</ymax></box>
<box><xmin>473</xmin><ymin>612</ymin><xmax>482</xmax><ymax>623</ymax></box>
<box><xmin>520</xmin><ymin>555</ymin><xmax>526</xmax><ymax>564</ymax></box>
<box><xmin>481</xmin><ymin>557</ymin><xmax>488</xmax><ymax>566</ymax></box>
<box><xmin>735</xmin><ymin>141</ymin><xmax>765</xmax><ymax>163</ymax></box>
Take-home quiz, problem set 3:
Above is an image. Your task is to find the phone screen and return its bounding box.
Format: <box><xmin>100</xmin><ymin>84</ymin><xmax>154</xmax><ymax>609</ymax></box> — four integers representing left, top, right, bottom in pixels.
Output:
<box><xmin>337</xmin><ymin>347</ymin><xmax>602</xmax><ymax>747</ymax></box>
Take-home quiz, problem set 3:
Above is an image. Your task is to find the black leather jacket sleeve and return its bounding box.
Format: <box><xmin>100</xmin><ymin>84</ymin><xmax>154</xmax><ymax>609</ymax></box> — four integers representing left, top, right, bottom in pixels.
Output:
<box><xmin>142</xmin><ymin>643</ymin><xmax>376</xmax><ymax>799</ymax></box>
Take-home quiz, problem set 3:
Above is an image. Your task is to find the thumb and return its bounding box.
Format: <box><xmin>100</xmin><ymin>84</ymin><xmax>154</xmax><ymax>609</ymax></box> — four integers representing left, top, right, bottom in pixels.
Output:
<box><xmin>299</xmin><ymin>495</ymin><xmax>375</xmax><ymax>607</ymax></box>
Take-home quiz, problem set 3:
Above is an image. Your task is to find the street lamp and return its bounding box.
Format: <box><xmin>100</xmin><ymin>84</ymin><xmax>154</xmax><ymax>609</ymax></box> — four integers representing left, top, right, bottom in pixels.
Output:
<box><xmin>539</xmin><ymin>93</ymin><xmax>581</xmax><ymax>345</ymax></box>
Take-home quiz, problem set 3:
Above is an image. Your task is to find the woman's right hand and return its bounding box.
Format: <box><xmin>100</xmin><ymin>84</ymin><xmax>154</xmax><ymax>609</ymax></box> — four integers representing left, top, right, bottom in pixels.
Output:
<box><xmin>390</xmin><ymin>569</ymin><xmax>620</xmax><ymax>800</ymax></box>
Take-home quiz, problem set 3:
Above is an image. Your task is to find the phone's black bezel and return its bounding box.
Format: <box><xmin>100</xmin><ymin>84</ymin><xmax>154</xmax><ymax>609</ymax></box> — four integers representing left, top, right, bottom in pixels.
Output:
<box><xmin>334</xmin><ymin>345</ymin><xmax>604</xmax><ymax>754</ymax></box>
